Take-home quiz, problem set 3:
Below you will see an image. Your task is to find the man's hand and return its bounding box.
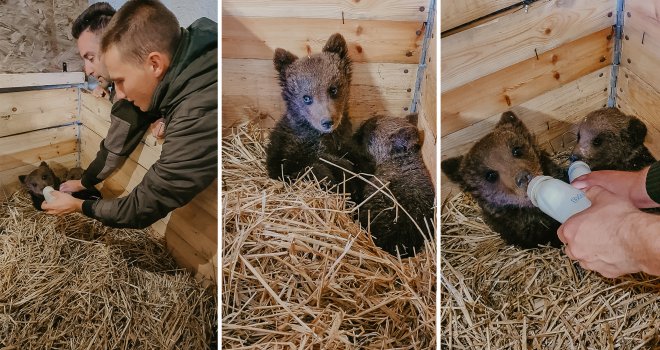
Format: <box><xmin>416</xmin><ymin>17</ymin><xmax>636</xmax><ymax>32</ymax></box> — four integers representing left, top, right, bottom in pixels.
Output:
<box><xmin>59</xmin><ymin>180</ymin><xmax>86</xmax><ymax>193</ymax></box>
<box><xmin>151</xmin><ymin>118</ymin><xmax>165</xmax><ymax>139</ymax></box>
<box><xmin>41</xmin><ymin>191</ymin><xmax>84</xmax><ymax>216</ymax></box>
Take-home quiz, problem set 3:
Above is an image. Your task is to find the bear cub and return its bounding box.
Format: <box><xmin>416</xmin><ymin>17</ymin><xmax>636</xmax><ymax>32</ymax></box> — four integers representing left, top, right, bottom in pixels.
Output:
<box><xmin>570</xmin><ymin>107</ymin><xmax>655</xmax><ymax>171</ymax></box>
<box><xmin>354</xmin><ymin>114</ymin><xmax>435</xmax><ymax>257</ymax></box>
<box><xmin>266</xmin><ymin>33</ymin><xmax>358</xmax><ymax>191</ymax></box>
<box><xmin>441</xmin><ymin>111</ymin><xmax>564</xmax><ymax>248</ymax></box>
<box><xmin>19</xmin><ymin>162</ymin><xmax>102</xmax><ymax>211</ymax></box>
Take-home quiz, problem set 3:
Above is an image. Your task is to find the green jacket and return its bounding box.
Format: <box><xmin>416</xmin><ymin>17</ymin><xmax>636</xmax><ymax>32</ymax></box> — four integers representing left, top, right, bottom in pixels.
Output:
<box><xmin>82</xmin><ymin>17</ymin><xmax>218</xmax><ymax>228</ymax></box>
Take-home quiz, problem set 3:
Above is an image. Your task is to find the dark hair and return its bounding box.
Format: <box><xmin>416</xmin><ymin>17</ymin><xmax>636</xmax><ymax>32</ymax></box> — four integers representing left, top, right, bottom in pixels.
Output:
<box><xmin>101</xmin><ymin>0</ymin><xmax>180</xmax><ymax>64</ymax></box>
<box><xmin>71</xmin><ymin>2</ymin><xmax>116</xmax><ymax>39</ymax></box>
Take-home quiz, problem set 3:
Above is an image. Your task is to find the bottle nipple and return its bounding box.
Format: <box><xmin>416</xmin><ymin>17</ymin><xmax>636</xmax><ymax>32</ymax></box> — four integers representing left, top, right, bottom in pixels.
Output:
<box><xmin>568</xmin><ymin>161</ymin><xmax>591</xmax><ymax>183</ymax></box>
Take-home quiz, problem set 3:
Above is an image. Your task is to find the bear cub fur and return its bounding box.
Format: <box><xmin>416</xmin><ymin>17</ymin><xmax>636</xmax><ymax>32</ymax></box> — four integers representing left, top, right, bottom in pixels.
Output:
<box><xmin>266</xmin><ymin>33</ymin><xmax>358</xmax><ymax>191</ymax></box>
<box><xmin>441</xmin><ymin>111</ymin><xmax>564</xmax><ymax>248</ymax></box>
<box><xmin>354</xmin><ymin>114</ymin><xmax>435</xmax><ymax>257</ymax></box>
<box><xmin>570</xmin><ymin>107</ymin><xmax>655</xmax><ymax>171</ymax></box>
<box><xmin>19</xmin><ymin>162</ymin><xmax>102</xmax><ymax>211</ymax></box>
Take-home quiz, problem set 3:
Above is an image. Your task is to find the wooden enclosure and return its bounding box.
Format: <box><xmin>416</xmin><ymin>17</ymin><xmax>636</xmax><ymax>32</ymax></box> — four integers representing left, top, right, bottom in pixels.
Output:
<box><xmin>441</xmin><ymin>0</ymin><xmax>619</xmax><ymax>199</ymax></box>
<box><xmin>222</xmin><ymin>0</ymin><xmax>437</xmax><ymax>183</ymax></box>
<box><xmin>0</xmin><ymin>73</ymin><xmax>217</xmax><ymax>285</ymax></box>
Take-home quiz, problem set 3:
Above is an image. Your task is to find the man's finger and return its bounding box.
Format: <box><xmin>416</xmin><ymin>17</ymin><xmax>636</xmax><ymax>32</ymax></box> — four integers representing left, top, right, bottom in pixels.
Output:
<box><xmin>564</xmin><ymin>245</ymin><xmax>576</xmax><ymax>260</ymax></box>
<box><xmin>557</xmin><ymin>225</ymin><xmax>567</xmax><ymax>243</ymax></box>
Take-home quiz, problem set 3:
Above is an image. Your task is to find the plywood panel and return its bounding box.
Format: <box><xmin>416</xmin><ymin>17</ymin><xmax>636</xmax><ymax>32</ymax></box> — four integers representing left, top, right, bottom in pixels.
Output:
<box><xmin>440</xmin><ymin>67</ymin><xmax>610</xmax><ymax>200</ymax></box>
<box><xmin>222</xmin><ymin>59</ymin><xmax>417</xmax><ymax>128</ymax></box>
<box><xmin>0</xmin><ymin>88</ymin><xmax>78</xmax><ymax>138</ymax></box>
<box><xmin>616</xmin><ymin>66</ymin><xmax>660</xmax><ymax>158</ymax></box>
<box><xmin>0</xmin><ymin>0</ymin><xmax>86</xmax><ymax>73</ymax></box>
<box><xmin>441</xmin><ymin>0</ymin><xmax>614</xmax><ymax>93</ymax></box>
<box><xmin>222</xmin><ymin>16</ymin><xmax>424</xmax><ymax>64</ymax></box>
<box><xmin>442</xmin><ymin>28</ymin><xmax>613</xmax><ymax>137</ymax></box>
<box><xmin>440</xmin><ymin>0</ymin><xmax>518</xmax><ymax>32</ymax></box>
<box><xmin>222</xmin><ymin>0</ymin><xmax>428</xmax><ymax>21</ymax></box>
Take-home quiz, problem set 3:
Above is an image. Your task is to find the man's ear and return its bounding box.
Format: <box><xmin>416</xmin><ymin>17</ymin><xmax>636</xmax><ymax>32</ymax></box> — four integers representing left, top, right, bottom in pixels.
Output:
<box><xmin>146</xmin><ymin>51</ymin><xmax>171</xmax><ymax>79</ymax></box>
<box><xmin>441</xmin><ymin>156</ymin><xmax>464</xmax><ymax>185</ymax></box>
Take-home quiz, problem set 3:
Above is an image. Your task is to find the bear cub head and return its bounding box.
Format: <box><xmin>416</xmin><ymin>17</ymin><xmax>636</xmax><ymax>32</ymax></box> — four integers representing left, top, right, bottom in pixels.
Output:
<box><xmin>273</xmin><ymin>33</ymin><xmax>352</xmax><ymax>133</ymax></box>
<box><xmin>442</xmin><ymin>111</ymin><xmax>546</xmax><ymax>208</ymax></box>
<box><xmin>356</xmin><ymin>114</ymin><xmax>421</xmax><ymax>165</ymax></box>
<box><xmin>19</xmin><ymin>161</ymin><xmax>60</xmax><ymax>197</ymax></box>
<box><xmin>570</xmin><ymin>107</ymin><xmax>654</xmax><ymax>171</ymax></box>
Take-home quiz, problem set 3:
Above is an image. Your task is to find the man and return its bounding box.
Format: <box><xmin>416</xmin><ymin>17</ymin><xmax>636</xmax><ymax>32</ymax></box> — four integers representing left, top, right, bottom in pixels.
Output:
<box><xmin>44</xmin><ymin>0</ymin><xmax>218</xmax><ymax>229</ymax></box>
<box><xmin>64</xmin><ymin>2</ymin><xmax>164</xmax><ymax>198</ymax></box>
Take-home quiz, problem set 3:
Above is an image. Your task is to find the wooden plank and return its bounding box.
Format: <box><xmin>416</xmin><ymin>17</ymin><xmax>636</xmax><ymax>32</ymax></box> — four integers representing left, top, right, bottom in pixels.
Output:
<box><xmin>222</xmin><ymin>0</ymin><xmax>429</xmax><ymax>21</ymax></box>
<box><xmin>165</xmin><ymin>225</ymin><xmax>217</xmax><ymax>285</ymax></box>
<box><xmin>0</xmin><ymin>126</ymin><xmax>78</xmax><ymax>172</ymax></box>
<box><xmin>441</xmin><ymin>0</ymin><xmax>614</xmax><ymax>93</ymax></box>
<box><xmin>0</xmin><ymin>72</ymin><xmax>84</xmax><ymax>89</ymax></box>
<box><xmin>620</xmin><ymin>2</ymin><xmax>660</xmax><ymax>96</ymax></box>
<box><xmin>440</xmin><ymin>0</ymin><xmax>518</xmax><ymax>33</ymax></box>
<box><xmin>440</xmin><ymin>67</ymin><xmax>610</xmax><ymax>200</ymax></box>
<box><xmin>0</xmin><ymin>88</ymin><xmax>78</xmax><ymax>137</ymax></box>
<box><xmin>222</xmin><ymin>59</ymin><xmax>417</xmax><ymax>128</ymax></box>
<box><xmin>442</xmin><ymin>28</ymin><xmax>613</xmax><ymax>137</ymax></box>
<box><xmin>616</xmin><ymin>66</ymin><xmax>660</xmax><ymax>158</ymax></box>
<box><xmin>416</xmin><ymin>24</ymin><xmax>436</xmax><ymax>187</ymax></box>
<box><xmin>222</xmin><ymin>16</ymin><xmax>424</xmax><ymax>64</ymax></box>
<box><xmin>0</xmin><ymin>153</ymin><xmax>77</xmax><ymax>202</ymax></box>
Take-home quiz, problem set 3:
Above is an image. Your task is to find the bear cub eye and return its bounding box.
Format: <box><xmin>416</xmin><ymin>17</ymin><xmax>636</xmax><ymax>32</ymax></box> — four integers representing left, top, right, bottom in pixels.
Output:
<box><xmin>485</xmin><ymin>170</ymin><xmax>499</xmax><ymax>183</ymax></box>
<box><xmin>302</xmin><ymin>95</ymin><xmax>313</xmax><ymax>105</ymax></box>
<box><xmin>512</xmin><ymin>146</ymin><xmax>524</xmax><ymax>158</ymax></box>
<box><xmin>328</xmin><ymin>86</ymin><xmax>338</xmax><ymax>97</ymax></box>
<box><xmin>41</xmin><ymin>175</ymin><xmax>48</xmax><ymax>180</ymax></box>
<box><xmin>592</xmin><ymin>136</ymin><xmax>602</xmax><ymax>147</ymax></box>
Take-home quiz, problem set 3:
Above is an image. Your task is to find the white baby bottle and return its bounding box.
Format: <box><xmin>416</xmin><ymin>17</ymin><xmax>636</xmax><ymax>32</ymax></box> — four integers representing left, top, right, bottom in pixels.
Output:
<box><xmin>43</xmin><ymin>186</ymin><xmax>56</xmax><ymax>203</ymax></box>
<box><xmin>568</xmin><ymin>161</ymin><xmax>592</xmax><ymax>183</ymax></box>
<box><xmin>527</xmin><ymin>176</ymin><xmax>591</xmax><ymax>223</ymax></box>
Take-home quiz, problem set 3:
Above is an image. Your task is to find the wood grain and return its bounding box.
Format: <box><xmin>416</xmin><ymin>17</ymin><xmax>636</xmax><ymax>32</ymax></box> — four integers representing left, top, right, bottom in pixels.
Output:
<box><xmin>441</xmin><ymin>0</ymin><xmax>518</xmax><ymax>32</ymax></box>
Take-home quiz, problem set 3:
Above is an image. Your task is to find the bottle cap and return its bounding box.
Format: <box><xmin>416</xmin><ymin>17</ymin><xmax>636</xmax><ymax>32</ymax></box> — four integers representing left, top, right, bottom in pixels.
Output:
<box><xmin>568</xmin><ymin>161</ymin><xmax>591</xmax><ymax>183</ymax></box>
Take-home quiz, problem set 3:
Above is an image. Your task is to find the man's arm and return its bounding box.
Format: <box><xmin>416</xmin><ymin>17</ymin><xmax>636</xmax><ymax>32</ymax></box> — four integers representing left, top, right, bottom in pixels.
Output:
<box><xmin>81</xmin><ymin>99</ymin><xmax>157</xmax><ymax>188</ymax></box>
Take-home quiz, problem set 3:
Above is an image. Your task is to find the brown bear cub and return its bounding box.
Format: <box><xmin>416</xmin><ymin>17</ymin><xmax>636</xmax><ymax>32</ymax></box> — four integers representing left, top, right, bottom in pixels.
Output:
<box><xmin>19</xmin><ymin>162</ymin><xmax>102</xmax><ymax>211</ymax></box>
<box><xmin>570</xmin><ymin>107</ymin><xmax>655</xmax><ymax>171</ymax></box>
<box><xmin>266</xmin><ymin>33</ymin><xmax>358</xmax><ymax>191</ymax></box>
<box><xmin>354</xmin><ymin>114</ymin><xmax>435</xmax><ymax>257</ymax></box>
<box><xmin>441</xmin><ymin>111</ymin><xmax>564</xmax><ymax>248</ymax></box>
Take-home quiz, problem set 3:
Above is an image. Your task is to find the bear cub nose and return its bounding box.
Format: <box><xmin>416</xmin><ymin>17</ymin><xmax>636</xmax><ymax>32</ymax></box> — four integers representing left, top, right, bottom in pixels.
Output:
<box><xmin>569</xmin><ymin>154</ymin><xmax>580</xmax><ymax>162</ymax></box>
<box><xmin>321</xmin><ymin>120</ymin><xmax>334</xmax><ymax>130</ymax></box>
<box><xmin>515</xmin><ymin>171</ymin><xmax>533</xmax><ymax>188</ymax></box>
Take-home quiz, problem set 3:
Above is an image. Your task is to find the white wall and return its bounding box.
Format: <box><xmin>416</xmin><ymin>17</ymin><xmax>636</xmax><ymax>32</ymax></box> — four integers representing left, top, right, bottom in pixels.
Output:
<box><xmin>90</xmin><ymin>0</ymin><xmax>218</xmax><ymax>27</ymax></box>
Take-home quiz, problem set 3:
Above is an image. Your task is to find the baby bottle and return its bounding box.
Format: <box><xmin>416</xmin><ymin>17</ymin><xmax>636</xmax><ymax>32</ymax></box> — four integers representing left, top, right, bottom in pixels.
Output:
<box><xmin>43</xmin><ymin>186</ymin><xmax>56</xmax><ymax>203</ymax></box>
<box><xmin>568</xmin><ymin>161</ymin><xmax>592</xmax><ymax>183</ymax></box>
<box><xmin>527</xmin><ymin>176</ymin><xmax>591</xmax><ymax>223</ymax></box>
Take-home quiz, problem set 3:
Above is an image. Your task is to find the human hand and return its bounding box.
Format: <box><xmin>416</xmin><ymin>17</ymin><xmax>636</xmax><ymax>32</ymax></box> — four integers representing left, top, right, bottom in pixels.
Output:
<box><xmin>571</xmin><ymin>167</ymin><xmax>657</xmax><ymax>208</ymax></box>
<box><xmin>151</xmin><ymin>118</ymin><xmax>165</xmax><ymax>139</ymax></box>
<box><xmin>41</xmin><ymin>191</ymin><xmax>84</xmax><ymax>216</ymax></box>
<box><xmin>59</xmin><ymin>180</ymin><xmax>85</xmax><ymax>193</ymax></box>
<box><xmin>558</xmin><ymin>185</ymin><xmax>646</xmax><ymax>278</ymax></box>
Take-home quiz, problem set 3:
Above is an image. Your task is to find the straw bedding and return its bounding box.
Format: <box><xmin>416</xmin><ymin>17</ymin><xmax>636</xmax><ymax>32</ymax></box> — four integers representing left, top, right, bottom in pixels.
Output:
<box><xmin>0</xmin><ymin>190</ymin><xmax>216</xmax><ymax>349</ymax></box>
<box><xmin>222</xmin><ymin>122</ymin><xmax>436</xmax><ymax>349</ymax></box>
<box><xmin>441</xmin><ymin>192</ymin><xmax>660</xmax><ymax>349</ymax></box>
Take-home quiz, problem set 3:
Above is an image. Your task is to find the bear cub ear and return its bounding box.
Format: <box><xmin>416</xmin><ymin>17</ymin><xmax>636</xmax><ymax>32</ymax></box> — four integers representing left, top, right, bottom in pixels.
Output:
<box><xmin>322</xmin><ymin>33</ymin><xmax>349</xmax><ymax>60</ymax></box>
<box><xmin>441</xmin><ymin>156</ymin><xmax>465</xmax><ymax>185</ymax></box>
<box><xmin>405</xmin><ymin>113</ymin><xmax>418</xmax><ymax>126</ymax></box>
<box><xmin>627</xmin><ymin>117</ymin><xmax>648</xmax><ymax>147</ymax></box>
<box><xmin>496</xmin><ymin>111</ymin><xmax>533</xmax><ymax>141</ymax></box>
<box><xmin>18</xmin><ymin>175</ymin><xmax>26</xmax><ymax>184</ymax></box>
<box><xmin>273</xmin><ymin>48</ymin><xmax>298</xmax><ymax>75</ymax></box>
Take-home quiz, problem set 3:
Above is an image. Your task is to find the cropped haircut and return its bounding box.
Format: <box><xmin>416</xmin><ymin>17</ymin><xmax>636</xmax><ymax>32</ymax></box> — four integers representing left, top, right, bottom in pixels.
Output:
<box><xmin>72</xmin><ymin>2</ymin><xmax>116</xmax><ymax>39</ymax></box>
<box><xmin>100</xmin><ymin>0</ymin><xmax>180</xmax><ymax>65</ymax></box>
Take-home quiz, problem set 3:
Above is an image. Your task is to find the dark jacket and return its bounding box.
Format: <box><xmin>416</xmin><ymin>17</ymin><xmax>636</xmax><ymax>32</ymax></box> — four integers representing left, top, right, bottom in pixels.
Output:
<box><xmin>81</xmin><ymin>17</ymin><xmax>218</xmax><ymax>228</ymax></box>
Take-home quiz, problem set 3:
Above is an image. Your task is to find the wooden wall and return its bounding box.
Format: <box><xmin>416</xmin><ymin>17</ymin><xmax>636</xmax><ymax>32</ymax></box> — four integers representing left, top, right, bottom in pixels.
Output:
<box><xmin>0</xmin><ymin>0</ymin><xmax>86</xmax><ymax>73</ymax></box>
<box><xmin>80</xmin><ymin>94</ymin><xmax>217</xmax><ymax>286</ymax></box>
<box><xmin>617</xmin><ymin>0</ymin><xmax>660</xmax><ymax>157</ymax></box>
<box><xmin>441</xmin><ymin>0</ymin><xmax>616</xmax><ymax>200</ymax></box>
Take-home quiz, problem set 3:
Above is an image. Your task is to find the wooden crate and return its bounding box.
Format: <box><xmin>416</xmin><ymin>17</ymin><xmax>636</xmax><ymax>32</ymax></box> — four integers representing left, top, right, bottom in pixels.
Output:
<box><xmin>221</xmin><ymin>0</ymin><xmax>437</xmax><ymax>183</ymax></box>
<box><xmin>441</xmin><ymin>0</ymin><xmax>617</xmax><ymax>199</ymax></box>
<box><xmin>0</xmin><ymin>73</ymin><xmax>217</xmax><ymax>285</ymax></box>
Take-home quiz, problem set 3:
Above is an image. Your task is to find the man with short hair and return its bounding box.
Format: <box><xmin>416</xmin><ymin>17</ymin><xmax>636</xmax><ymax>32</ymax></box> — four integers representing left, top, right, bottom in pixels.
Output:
<box><xmin>44</xmin><ymin>0</ymin><xmax>218</xmax><ymax>229</ymax></box>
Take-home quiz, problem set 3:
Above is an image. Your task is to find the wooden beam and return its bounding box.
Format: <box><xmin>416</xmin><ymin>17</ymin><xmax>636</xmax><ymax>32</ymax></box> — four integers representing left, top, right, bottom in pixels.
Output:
<box><xmin>440</xmin><ymin>0</ymin><xmax>518</xmax><ymax>33</ymax></box>
<box><xmin>222</xmin><ymin>16</ymin><xmax>423</xmax><ymax>64</ymax></box>
<box><xmin>440</xmin><ymin>67</ymin><xmax>610</xmax><ymax>200</ymax></box>
<box><xmin>442</xmin><ymin>28</ymin><xmax>613</xmax><ymax>137</ymax></box>
<box><xmin>222</xmin><ymin>0</ymin><xmax>428</xmax><ymax>21</ymax></box>
<box><xmin>0</xmin><ymin>72</ymin><xmax>84</xmax><ymax>89</ymax></box>
<box><xmin>441</xmin><ymin>0</ymin><xmax>614</xmax><ymax>93</ymax></box>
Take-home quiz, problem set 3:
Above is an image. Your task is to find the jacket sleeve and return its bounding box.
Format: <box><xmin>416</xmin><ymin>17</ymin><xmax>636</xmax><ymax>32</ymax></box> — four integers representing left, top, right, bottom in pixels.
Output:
<box><xmin>81</xmin><ymin>95</ymin><xmax>218</xmax><ymax>229</ymax></box>
<box><xmin>81</xmin><ymin>99</ymin><xmax>156</xmax><ymax>188</ymax></box>
<box><xmin>646</xmin><ymin>161</ymin><xmax>660</xmax><ymax>204</ymax></box>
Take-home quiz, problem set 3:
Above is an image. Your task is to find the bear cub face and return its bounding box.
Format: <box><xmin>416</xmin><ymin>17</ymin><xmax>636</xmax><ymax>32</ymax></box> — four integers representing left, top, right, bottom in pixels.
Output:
<box><xmin>443</xmin><ymin>112</ymin><xmax>544</xmax><ymax>208</ymax></box>
<box><xmin>19</xmin><ymin>161</ymin><xmax>59</xmax><ymax>197</ymax></box>
<box><xmin>570</xmin><ymin>107</ymin><xmax>655</xmax><ymax>171</ymax></box>
<box><xmin>273</xmin><ymin>33</ymin><xmax>352</xmax><ymax>133</ymax></box>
